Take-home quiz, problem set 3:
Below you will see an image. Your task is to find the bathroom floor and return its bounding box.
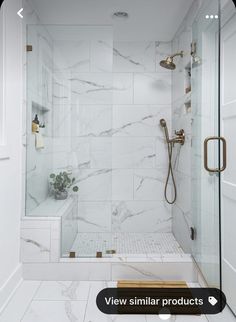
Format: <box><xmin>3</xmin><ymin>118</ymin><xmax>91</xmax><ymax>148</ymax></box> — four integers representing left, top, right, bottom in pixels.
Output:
<box><xmin>1</xmin><ymin>280</ymin><xmax>234</xmax><ymax>322</ymax></box>
<box><xmin>69</xmin><ymin>233</ymin><xmax>183</xmax><ymax>258</ymax></box>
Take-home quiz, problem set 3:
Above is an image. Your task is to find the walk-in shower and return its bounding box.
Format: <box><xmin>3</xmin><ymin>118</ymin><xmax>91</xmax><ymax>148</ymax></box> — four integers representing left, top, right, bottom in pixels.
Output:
<box><xmin>22</xmin><ymin>0</ymin><xmax>229</xmax><ymax>302</ymax></box>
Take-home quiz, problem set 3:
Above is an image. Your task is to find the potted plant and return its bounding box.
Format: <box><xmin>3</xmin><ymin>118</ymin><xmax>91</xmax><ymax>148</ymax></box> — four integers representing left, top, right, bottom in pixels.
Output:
<box><xmin>49</xmin><ymin>171</ymin><xmax>79</xmax><ymax>200</ymax></box>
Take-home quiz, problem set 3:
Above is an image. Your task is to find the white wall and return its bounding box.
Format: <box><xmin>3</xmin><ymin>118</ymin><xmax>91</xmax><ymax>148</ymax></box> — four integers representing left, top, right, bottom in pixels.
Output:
<box><xmin>0</xmin><ymin>0</ymin><xmax>23</xmax><ymax>310</ymax></box>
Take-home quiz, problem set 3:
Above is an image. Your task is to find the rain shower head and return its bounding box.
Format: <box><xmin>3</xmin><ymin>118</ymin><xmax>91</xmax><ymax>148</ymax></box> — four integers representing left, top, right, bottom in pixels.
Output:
<box><xmin>160</xmin><ymin>51</ymin><xmax>184</xmax><ymax>70</ymax></box>
<box><xmin>160</xmin><ymin>57</ymin><xmax>176</xmax><ymax>70</ymax></box>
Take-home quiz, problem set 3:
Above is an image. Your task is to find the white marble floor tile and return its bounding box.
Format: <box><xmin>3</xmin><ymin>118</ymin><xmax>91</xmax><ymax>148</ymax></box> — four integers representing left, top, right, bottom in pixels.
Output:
<box><xmin>21</xmin><ymin>300</ymin><xmax>87</xmax><ymax>322</ymax></box>
<box><xmin>34</xmin><ymin>281</ymin><xmax>90</xmax><ymax>301</ymax></box>
<box><xmin>84</xmin><ymin>281</ymin><xmax>112</xmax><ymax>322</ymax></box>
<box><xmin>0</xmin><ymin>281</ymin><xmax>41</xmax><ymax>322</ymax></box>
<box><xmin>207</xmin><ymin>305</ymin><xmax>236</xmax><ymax>322</ymax></box>
<box><xmin>4</xmin><ymin>281</ymin><xmax>233</xmax><ymax>322</ymax></box>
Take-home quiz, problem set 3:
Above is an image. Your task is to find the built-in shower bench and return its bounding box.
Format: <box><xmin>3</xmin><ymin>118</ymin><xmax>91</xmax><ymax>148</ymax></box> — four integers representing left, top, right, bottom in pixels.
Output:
<box><xmin>21</xmin><ymin>197</ymin><xmax>78</xmax><ymax>264</ymax></box>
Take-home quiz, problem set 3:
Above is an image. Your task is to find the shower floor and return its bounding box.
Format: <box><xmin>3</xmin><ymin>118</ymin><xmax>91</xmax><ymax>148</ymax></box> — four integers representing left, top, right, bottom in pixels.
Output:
<box><xmin>69</xmin><ymin>233</ymin><xmax>184</xmax><ymax>257</ymax></box>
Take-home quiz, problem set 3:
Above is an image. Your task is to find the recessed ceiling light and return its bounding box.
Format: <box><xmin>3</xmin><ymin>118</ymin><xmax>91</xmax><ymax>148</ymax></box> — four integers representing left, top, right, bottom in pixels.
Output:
<box><xmin>112</xmin><ymin>11</ymin><xmax>129</xmax><ymax>20</ymax></box>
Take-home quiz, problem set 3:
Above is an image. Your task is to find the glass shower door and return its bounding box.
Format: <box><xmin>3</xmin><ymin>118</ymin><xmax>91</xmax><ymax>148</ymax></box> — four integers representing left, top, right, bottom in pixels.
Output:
<box><xmin>26</xmin><ymin>24</ymin><xmax>114</xmax><ymax>258</ymax></box>
<box><xmin>191</xmin><ymin>0</ymin><xmax>222</xmax><ymax>288</ymax></box>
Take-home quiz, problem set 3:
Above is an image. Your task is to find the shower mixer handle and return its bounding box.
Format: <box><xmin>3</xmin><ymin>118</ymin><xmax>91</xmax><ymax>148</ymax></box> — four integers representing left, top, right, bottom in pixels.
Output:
<box><xmin>170</xmin><ymin>129</ymin><xmax>185</xmax><ymax>146</ymax></box>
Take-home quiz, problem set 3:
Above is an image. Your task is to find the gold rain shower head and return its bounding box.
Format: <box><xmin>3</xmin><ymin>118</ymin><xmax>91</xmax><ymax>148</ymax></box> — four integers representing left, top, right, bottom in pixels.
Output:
<box><xmin>159</xmin><ymin>51</ymin><xmax>184</xmax><ymax>70</ymax></box>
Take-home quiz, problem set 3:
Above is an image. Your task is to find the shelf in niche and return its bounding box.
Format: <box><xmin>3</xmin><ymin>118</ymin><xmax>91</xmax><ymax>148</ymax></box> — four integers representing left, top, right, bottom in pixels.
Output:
<box><xmin>32</xmin><ymin>101</ymin><xmax>50</xmax><ymax>113</ymax></box>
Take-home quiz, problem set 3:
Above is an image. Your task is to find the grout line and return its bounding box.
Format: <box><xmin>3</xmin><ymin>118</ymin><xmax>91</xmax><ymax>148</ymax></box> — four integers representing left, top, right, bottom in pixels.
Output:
<box><xmin>83</xmin><ymin>283</ymin><xmax>92</xmax><ymax>322</ymax></box>
<box><xmin>20</xmin><ymin>281</ymin><xmax>42</xmax><ymax>322</ymax></box>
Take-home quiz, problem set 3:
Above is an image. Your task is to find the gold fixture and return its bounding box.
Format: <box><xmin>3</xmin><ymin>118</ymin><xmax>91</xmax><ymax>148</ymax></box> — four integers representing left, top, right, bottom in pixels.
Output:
<box><xmin>69</xmin><ymin>251</ymin><xmax>76</xmax><ymax>258</ymax></box>
<box><xmin>170</xmin><ymin>129</ymin><xmax>185</xmax><ymax>146</ymax></box>
<box><xmin>160</xmin><ymin>51</ymin><xmax>184</xmax><ymax>70</ymax></box>
<box><xmin>204</xmin><ymin>137</ymin><xmax>227</xmax><ymax>173</ymax></box>
<box><xmin>96</xmin><ymin>252</ymin><xmax>103</xmax><ymax>258</ymax></box>
<box><xmin>26</xmin><ymin>45</ymin><xmax>33</xmax><ymax>52</ymax></box>
<box><xmin>106</xmin><ymin>250</ymin><xmax>116</xmax><ymax>254</ymax></box>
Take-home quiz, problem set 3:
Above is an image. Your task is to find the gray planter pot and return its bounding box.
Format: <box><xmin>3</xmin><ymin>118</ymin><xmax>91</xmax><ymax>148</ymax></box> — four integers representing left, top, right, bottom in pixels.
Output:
<box><xmin>55</xmin><ymin>190</ymin><xmax>68</xmax><ymax>200</ymax></box>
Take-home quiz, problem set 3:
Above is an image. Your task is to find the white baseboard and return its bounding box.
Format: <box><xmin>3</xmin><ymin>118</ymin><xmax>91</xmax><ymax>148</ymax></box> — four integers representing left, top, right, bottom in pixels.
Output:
<box><xmin>0</xmin><ymin>264</ymin><xmax>23</xmax><ymax>313</ymax></box>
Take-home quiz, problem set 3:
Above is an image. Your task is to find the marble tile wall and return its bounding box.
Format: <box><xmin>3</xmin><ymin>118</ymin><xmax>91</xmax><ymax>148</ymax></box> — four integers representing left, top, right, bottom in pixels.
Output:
<box><xmin>21</xmin><ymin>219</ymin><xmax>61</xmax><ymax>263</ymax></box>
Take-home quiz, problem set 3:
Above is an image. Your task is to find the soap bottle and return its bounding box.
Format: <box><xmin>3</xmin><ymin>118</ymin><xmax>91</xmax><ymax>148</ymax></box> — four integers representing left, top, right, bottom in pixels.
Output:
<box><xmin>32</xmin><ymin>114</ymin><xmax>40</xmax><ymax>133</ymax></box>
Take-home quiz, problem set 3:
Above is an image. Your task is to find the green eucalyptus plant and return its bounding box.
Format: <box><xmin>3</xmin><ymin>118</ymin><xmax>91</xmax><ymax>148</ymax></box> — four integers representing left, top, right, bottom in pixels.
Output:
<box><xmin>49</xmin><ymin>172</ymin><xmax>78</xmax><ymax>199</ymax></box>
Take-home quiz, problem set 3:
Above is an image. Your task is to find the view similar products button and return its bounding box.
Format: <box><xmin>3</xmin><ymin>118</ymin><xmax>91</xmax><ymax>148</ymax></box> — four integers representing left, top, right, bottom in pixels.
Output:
<box><xmin>96</xmin><ymin>288</ymin><xmax>226</xmax><ymax>315</ymax></box>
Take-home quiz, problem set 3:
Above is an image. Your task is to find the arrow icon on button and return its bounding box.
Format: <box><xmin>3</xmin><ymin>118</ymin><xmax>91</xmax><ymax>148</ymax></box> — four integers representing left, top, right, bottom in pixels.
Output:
<box><xmin>17</xmin><ymin>8</ymin><xmax>23</xmax><ymax>18</ymax></box>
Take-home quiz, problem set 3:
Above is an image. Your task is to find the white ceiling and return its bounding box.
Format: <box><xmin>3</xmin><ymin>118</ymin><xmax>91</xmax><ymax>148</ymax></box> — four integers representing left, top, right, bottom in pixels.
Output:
<box><xmin>29</xmin><ymin>0</ymin><xmax>194</xmax><ymax>41</ymax></box>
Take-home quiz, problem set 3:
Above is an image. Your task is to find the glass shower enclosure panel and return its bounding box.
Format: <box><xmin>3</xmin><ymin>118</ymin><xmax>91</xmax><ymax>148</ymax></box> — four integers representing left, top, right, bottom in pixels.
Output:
<box><xmin>26</xmin><ymin>25</ymin><xmax>113</xmax><ymax>258</ymax></box>
<box><xmin>191</xmin><ymin>0</ymin><xmax>221</xmax><ymax>287</ymax></box>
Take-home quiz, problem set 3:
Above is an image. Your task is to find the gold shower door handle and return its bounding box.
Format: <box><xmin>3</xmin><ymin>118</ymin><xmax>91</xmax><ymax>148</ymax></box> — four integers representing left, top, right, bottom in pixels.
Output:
<box><xmin>204</xmin><ymin>137</ymin><xmax>227</xmax><ymax>173</ymax></box>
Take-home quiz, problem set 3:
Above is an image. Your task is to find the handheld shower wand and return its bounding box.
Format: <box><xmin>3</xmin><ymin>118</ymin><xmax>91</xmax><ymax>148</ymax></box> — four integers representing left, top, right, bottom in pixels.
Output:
<box><xmin>160</xmin><ymin>119</ymin><xmax>185</xmax><ymax>204</ymax></box>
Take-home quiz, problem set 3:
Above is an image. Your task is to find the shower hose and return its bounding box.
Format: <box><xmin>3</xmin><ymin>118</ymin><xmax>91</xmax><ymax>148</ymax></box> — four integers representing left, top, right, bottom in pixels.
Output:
<box><xmin>164</xmin><ymin>142</ymin><xmax>177</xmax><ymax>204</ymax></box>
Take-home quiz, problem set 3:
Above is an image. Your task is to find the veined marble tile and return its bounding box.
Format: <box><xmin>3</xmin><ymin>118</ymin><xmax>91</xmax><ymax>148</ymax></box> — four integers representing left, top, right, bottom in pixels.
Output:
<box><xmin>71</xmin><ymin>137</ymin><xmax>112</xmax><ymax>169</ymax></box>
<box><xmin>85</xmin><ymin>286</ymin><xmax>146</xmax><ymax>321</ymax></box>
<box><xmin>52</xmin><ymin>151</ymin><xmax>71</xmax><ymax>171</ymax></box>
<box><xmin>52</xmin><ymin>105</ymin><xmax>73</xmax><ymax>137</ymax></box>
<box><xmin>70</xmin><ymin>73</ymin><xmax>113</xmax><ymax>105</ymax></box>
<box><xmin>112</xmin><ymin>169</ymin><xmax>134</xmax><ymax>201</ymax></box>
<box><xmin>53</xmin><ymin>137</ymin><xmax>71</xmax><ymax>153</ymax></box>
<box><xmin>133</xmin><ymin>169</ymin><xmax>166</xmax><ymax>201</ymax></box>
<box><xmin>91</xmin><ymin>40</ymin><xmax>113</xmax><ymax>72</ymax></box>
<box><xmin>26</xmin><ymin>171</ymin><xmax>51</xmax><ymax>214</ymax></box>
<box><xmin>112</xmin><ymin>105</ymin><xmax>171</xmax><ymax>137</ymax></box>
<box><xmin>75</xmin><ymin>105</ymin><xmax>112</xmax><ymax>137</ymax></box>
<box><xmin>21</xmin><ymin>229</ymin><xmax>51</xmax><ymax>263</ymax></box>
<box><xmin>0</xmin><ymin>281</ymin><xmax>41</xmax><ymax>322</ymax></box>
<box><xmin>72</xmin><ymin>138</ymin><xmax>91</xmax><ymax>169</ymax></box>
<box><xmin>111</xmin><ymin>262</ymin><xmax>195</xmax><ymax>281</ymax></box>
<box><xmin>113</xmin><ymin>73</ymin><xmax>134</xmax><ymax>104</ymax></box>
<box><xmin>77</xmin><ymin>202</ymin><xmax>111</xmax><ymax>232</ymax></box>
<box><xmin>113</xmin><ymin>41</ymin><xmax>155</xmax><ymax>72</ymax></box>
<box><xmin>174</xmin><ymin>172</ymin><xmax>191</xmax><ymax>214</ymax></box>
<box><xmin>155</xmin><ymin>136</ymin><xmax>170</xmax><ymax>168</ymax></box>
<box><xmin>52</xmin><ymin>78</ymin><xmax>70</xmax><ymax>105</ymax></box>
<box><xmin>21</xmin><ymin>300</ymin><xmax>87</xmax><ymax>322</ymax></box>
<box><xmin>112</xmin><ymin>201</ymin><xmax>171</xmax><ymax>233</ymax></box>
<box><xmin>75</xmin><ymin>169</ymin><xmax>112</xmax><ymax>201</ymax></box>
<box><xmin>172</xmin><ymin>205</ymin><xmax>191</xmax><ymax>254</ymax></box>
<box><xmin>134</xmin><ymin>73</ymin><xmax>171</xmax><ymax>105</ymax></box>
<box><xmin>112</xmin><ymin>137</ymin><xmax>156</xmax><ymax>169</ymax></box>
<box><xmin>34</xmin><ymin>281</ymin><xmax>90</xmax><ymax>301</ymax></box>
<box><xmin>155</xmin><ymin>41</ymin><xmax>172</xmax><ymax>73</ymax></box>
<box><xmin>53</xmin><ymin>40</ymin><xmax>90</xmax><ymax>72</ymax></box>
<box><xmin>90</xmin><ymin>138</ymin><xmax>112</xmax><ymax>168</ymax></box>
<box><xmin>84</xmin><ymin>281</ymin><xmax>116</xmax><ymax>322</ymax></box>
